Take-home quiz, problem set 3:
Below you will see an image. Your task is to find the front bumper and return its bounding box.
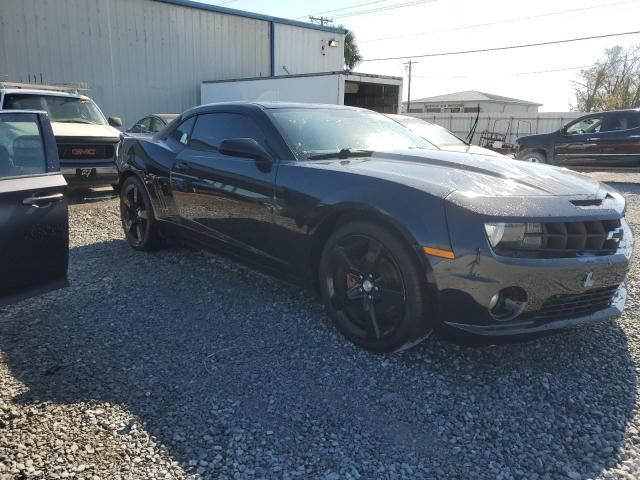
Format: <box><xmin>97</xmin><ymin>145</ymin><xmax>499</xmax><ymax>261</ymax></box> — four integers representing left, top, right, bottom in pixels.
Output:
<box><xmin>61</xmin><ymin>162</ymin><xmax>119</xmax><ymax>187</ymax></box>
<box><xmin>445</xmin><ymin>284</ymin><xmax>626</xmax><ymax>336</ymax></box>
<box><xmin>429</xmin><ymin>207</ymin><xmax>633</xmax><ymax>336</ymax></box>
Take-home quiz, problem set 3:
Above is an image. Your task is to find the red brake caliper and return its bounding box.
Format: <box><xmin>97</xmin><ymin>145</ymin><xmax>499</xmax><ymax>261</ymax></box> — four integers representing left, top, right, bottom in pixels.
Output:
<box><xmin>346</xmin><ymin>273</ymin><xmax>360</xmax><ymax>289</ymax></box>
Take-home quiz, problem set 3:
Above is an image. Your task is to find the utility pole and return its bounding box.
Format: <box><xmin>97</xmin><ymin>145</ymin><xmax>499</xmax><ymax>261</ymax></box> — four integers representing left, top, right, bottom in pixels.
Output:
<box><xmin>403</xmin><ymin>60</ymin><xmax>417</xmax><ymax>112</ymax></box>
<box><xmin>309</xmin><ymin>16</ymin><xmax>334</xmax><ymax>26</ymax></box>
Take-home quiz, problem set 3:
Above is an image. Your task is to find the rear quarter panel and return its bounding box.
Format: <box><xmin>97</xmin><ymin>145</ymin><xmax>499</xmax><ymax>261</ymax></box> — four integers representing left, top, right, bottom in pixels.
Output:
<box><xmin>117</xmin><ymin>136</ymin><xmax>177</xmax><ymax>218</ymax></box>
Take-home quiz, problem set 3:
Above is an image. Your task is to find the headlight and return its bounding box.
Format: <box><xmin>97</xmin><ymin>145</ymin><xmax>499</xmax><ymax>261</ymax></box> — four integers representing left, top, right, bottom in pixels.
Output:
<box><xmin>484</xmin><ymin>222</ymin><xmax>543</xmax><ymax>252</ymax></box>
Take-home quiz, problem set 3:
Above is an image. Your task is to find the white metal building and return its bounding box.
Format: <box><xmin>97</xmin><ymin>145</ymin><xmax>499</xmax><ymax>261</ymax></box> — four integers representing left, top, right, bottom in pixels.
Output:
<box><xmin>404</xmin><ymin>91</ymin><xmax>542</xmax><ymax>114</ymax></box>
<box><xmin>0</xmin><ymin>0</ymin><xmax>346</xmax><ymax>125</ymax></box>
<box><xmin>201</xmin><ymin>72</ymin><xmax>404</xmax><ymax>113</ymax></box>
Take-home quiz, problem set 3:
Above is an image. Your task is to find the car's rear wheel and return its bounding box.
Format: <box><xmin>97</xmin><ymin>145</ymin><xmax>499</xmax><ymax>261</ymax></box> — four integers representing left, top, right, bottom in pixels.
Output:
<box><xmin>120</xmin><ymin>176</ymin><xmax>162</xmax><ymax>251</ymax></box>
<box><xmin>319</xmin><ymin>221</ymin><xmax>431</xmax><ymax>353</ymax></box>
<box><xmin>520</xmin><ymin>152</ymin><xmax>546</xmax><ymax>163</ymax></box>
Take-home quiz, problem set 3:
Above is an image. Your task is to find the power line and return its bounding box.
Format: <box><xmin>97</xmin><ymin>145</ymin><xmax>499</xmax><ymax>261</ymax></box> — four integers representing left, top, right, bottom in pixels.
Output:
<box><xmin>332</xmin><ymin>0</ymin><xmax>436</xmax><ymax>19</ymax></box>
<box><xmin>360</xmin><ymin>0</ymin><xmax>640</xmax><ymax>43</ymax></box>
<box><xmin>298</xmin><ymin>0</ymin><xmax>397</xmax><ymax>19</ymax></box>
<box><xmin>412</xmin><ymin>65</ymin><xmax>592</xmax><ymax>79</ymax></box>
<box><xmin>362</xmin><ymin>30</ymin><xmax>640</xmax><ymax>62</ymax></box>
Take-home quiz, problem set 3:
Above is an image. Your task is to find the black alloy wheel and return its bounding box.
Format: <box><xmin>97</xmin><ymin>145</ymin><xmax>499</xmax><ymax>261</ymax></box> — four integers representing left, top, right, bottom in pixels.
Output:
<box><xmin>320</xmin><ymin>221</ymin><xmax>431</xmax><ymax>353</ymax></box>
<box><xmin>120</xmin><ymin>176</ymin><xmax>162</xmax><ymax>251</ymax></box>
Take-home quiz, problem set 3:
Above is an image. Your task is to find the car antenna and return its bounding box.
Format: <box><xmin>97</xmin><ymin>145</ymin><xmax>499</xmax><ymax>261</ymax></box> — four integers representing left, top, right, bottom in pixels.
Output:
<box><xmin>465</xmin><ymin>104</ymin><xmax>480</xmax><ymax>151</ymax></box>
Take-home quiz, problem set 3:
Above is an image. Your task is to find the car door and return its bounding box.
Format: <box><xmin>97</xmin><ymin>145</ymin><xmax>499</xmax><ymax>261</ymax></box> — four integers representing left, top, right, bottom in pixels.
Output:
<box><xmin>554</xmin><ymin>114</ymin><xmax>604</xmax><ymax>166</ymax></box>
<box><xmin>169</xmin><ymin>112</ymin><xmax>280</xmax><ymax>266</ymax></box>
<box><xmin>0</xmin><ymin>111</ymin><xmax>69</xmax><ymax>306</ymax></box>
<box><xmin>592</xmin><ymin>111</ymin><xmax>640</xmax><ymax>167</ymax></box>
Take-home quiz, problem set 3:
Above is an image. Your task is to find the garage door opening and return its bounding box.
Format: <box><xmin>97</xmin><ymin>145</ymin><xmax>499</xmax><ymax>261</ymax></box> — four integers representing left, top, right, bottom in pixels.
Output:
<box><xmin>344</xmin><ymin>81</ymin><xmax>400</xmax><ymax>114</ymax></box>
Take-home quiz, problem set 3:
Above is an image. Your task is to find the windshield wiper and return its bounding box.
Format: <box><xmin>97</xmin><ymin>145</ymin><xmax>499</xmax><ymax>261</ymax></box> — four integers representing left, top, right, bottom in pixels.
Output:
<box><xmin>55</xmin><ymin>120</ymin><xmax>97</xmax><ymax>124</ymax></box>
<box><xmin>307</xmin><ymin>148</ymin><xmax>374</xmax><ymax>160</ymax></box>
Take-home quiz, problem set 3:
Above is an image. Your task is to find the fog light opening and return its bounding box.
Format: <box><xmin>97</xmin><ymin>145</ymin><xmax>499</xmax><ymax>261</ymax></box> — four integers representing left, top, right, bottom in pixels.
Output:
<box><xmin>488</xmin><ymin>287</ymin><xmax>528</xmax><ymax>322</ymax></box>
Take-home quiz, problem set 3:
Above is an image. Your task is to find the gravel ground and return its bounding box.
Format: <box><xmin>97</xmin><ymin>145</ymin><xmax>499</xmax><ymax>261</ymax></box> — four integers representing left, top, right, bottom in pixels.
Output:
<box><xmin>1</xmin><ymin>179</ymin><xmax>640</xmax><ymax>480</ymax></box>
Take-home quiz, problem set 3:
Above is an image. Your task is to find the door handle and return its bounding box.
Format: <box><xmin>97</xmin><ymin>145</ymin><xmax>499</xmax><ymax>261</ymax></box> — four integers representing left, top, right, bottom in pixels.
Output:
<box><xmin>22</xmin><ymin>193</ymin><xmax>64</xmax><ymax>207</ymax></box>
<box><xmin>587</xmin><ymin>137</ymin><xmax>600</xmax><ymax>141</ymax></box>
<box><xmin>173</xmin><ymin>161</ymin><xmax>189</xmax><ymax>171</ymax></box>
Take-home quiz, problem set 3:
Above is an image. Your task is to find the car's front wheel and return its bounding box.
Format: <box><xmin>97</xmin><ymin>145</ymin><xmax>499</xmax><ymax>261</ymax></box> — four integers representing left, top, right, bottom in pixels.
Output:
<box><xmin>120</xmin><ymin>176</ymin><xmax>162</xmax><ymax>251</ymax></box>
<box><xmin>319</xmin><ymin>221</ymin><xmax>431</xmax><ymax>353</ymax></box>
<box><xmin>520</xmin><ymin>151</ymin><xmax>546</xmax><ymax>163</ymax></box>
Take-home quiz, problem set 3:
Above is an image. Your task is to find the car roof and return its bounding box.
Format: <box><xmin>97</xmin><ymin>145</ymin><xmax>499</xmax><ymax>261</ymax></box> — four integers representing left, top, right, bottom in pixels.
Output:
<box><xmin>2</xmin><ymin>88</ymin><xmax>86</xmax><ymax>100</ymax></box>
<box><xmin>581</xmin><ymin>109</ymin><xmax>640</xmax><ymax>115</ymax></box>
<box><xmin>193</xmin><ymin>101</ymin><xmax>366</xmax><ymax>114</ymax></box>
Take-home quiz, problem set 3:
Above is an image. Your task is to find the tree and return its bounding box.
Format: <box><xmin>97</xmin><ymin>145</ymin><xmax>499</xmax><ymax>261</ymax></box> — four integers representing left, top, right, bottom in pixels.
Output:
<box><xmin>343</xmin><ymin>28</ymin><xmax>363</xmax><ymax>70</ymax></box>
<box><xmin>573</xmin><ymin>45</ymin><xmax>640</xmax><ymax>112</ymax></box>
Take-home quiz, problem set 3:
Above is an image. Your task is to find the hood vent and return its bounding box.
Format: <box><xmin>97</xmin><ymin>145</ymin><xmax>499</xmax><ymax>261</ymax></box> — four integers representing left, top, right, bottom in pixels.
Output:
<box><xmin>570</xmin><ymin>194</ymin><xmax>614</xmax><ymax>208</ymax></box>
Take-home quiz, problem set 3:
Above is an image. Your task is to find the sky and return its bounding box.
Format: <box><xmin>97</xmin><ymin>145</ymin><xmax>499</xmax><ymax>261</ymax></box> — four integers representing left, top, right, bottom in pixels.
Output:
<box><xmin>200</xmin><ymin>0</ymin><xmax>640</xmax><ymax>112</ymax></box>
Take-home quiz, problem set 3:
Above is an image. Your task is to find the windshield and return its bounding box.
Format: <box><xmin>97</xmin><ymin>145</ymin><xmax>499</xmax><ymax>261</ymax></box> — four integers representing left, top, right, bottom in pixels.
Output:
<box><xmin>3</xmin><ymin>94</ymin><xmax>106</xmax><ymax>125</ymax></box>
<box><xmin>269</xmin><ymin>108</ymin><xmax>434</xmax><ymax>159</ymax></box>
<box><xmin>396</xmin><ymin>117</ymin><xmax>465</xmax><ymax>146</ymax></box>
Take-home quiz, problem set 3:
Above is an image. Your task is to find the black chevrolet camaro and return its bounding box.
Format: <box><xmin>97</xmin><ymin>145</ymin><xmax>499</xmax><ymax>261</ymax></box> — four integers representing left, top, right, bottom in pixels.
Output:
<box><xmin>116</xmin><ymin>102</ymin><xmax>633</xmax><ymax>353</ymax></box>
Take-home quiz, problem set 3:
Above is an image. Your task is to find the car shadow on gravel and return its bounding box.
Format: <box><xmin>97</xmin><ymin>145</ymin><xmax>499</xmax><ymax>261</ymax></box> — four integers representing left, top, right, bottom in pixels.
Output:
<box><xmin>0</xmin><ymin>237</ymin><xmax>637</xmax><ymax>479</ymax></box>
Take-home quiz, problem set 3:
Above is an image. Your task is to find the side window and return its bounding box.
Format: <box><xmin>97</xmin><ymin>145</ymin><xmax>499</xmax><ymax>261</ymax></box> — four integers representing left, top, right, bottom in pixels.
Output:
<box><xmin>565</xmin><ymin>115</ymin><xmax>603</xmax><ymax>135</ymax></box>
<box><xmin>139</xmin><ymin>117</ymin><xmax>152</xmax><ymax>132</ymax></box>
<box><xmin>603</xmin><ymin>113</ymin><xmax>640</xmax><ymax>132</ymax></box>
<box><xmin>190</xmin><ymin>113</ymin><xmax>265</xmax><ymax>152</ymax></box>
<box><xmin>0</xmin><ymin>113</ymin><xmax>47</xmax><ymax>178</ymax></box>
<box><xmin>169</xmin><ymin>116</ymin><xmax>196</xmax><ymax>145</ymax></box>
<box><xmin>150</xmin><ymin>117</ymin><xmax>165</xmax><ymax>133</ymax></box>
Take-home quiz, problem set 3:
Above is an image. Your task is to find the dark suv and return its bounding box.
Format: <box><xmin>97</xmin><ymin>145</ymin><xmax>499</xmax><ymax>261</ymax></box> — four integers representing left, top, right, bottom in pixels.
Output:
<box><xmin>516</xmin><ymin>109</ymin><xmax>640</xmax><ymax>167</ymax></box>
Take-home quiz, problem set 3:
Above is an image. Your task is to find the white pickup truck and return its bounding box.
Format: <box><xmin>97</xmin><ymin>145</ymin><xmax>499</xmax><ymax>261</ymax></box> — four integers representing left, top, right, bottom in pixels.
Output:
<box><xmin>0</xmin><ymin>82</ymin><xmax>122</xmax><ymax>189</ymax></box>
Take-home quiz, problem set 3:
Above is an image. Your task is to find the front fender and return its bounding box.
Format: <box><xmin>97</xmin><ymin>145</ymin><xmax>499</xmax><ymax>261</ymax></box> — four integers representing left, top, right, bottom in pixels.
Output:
<box><xmin>308</xmin><ymin>182</ymin><xmax>452</xmax><ymax>254</ymax></box>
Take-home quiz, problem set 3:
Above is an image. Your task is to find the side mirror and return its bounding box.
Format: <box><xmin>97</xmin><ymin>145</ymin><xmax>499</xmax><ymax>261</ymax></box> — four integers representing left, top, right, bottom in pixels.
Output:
<box><xmin>560</xmin><ymin>127</ymin><xmax>568</xmax><ymax>136</ymax></box>
<box><xmin>108</xmin><ymin>116</ymin><xmax>123</xmax><ymax>127</ymax></box>
<box><xmin>219</xmin><ymin>138</ymin><xmax>273</xmax><ymax>163</ymax></box>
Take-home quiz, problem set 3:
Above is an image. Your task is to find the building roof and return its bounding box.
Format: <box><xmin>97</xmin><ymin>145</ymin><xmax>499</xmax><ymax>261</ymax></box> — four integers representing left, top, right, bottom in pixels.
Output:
<box><xmin>407</xmin><ymin>90</ymin><xmax>542</xmax><ymax>106</ymax></box>
<box><xmin>202</xmin><ymin>70</ymin><xmax>402</xmax><ymax>84</ymax></box>
<box><xmin>154</xmin><ymin>0</ymin><xmax>346</xmax><ymax>34</ymax></box>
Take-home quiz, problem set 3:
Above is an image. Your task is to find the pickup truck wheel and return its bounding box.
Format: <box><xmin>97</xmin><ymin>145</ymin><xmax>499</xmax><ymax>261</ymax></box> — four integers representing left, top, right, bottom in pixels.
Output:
<box><xmin>120</xmin><ymin>176</ymin><xmax>162</xmax><ymax>251</ymax></box>
<box><xmin>319</xmin><ymin>221</ymin><xmax>431</xmax><ymax>353</ymax></box>
<box><xmin>521</xmin><ymin>152</ymin><xmax>546</xmax><ymax>164</ymax></box>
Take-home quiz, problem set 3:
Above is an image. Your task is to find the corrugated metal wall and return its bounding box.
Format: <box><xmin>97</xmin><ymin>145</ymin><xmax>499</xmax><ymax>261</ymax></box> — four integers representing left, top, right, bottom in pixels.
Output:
<box><xmin>0</xmin><ymin>0</ymin><xmax>276</xmax><ymax>125</ymax></box>
<box><xmin>273</xmin><ymin>24</ymin><xmax>344</xmax><ymax>76</ymax></box>
<box><xmin>410</xmin><ymin>112</ymin><xmax>585</xmax><ymax>145</ymax></box>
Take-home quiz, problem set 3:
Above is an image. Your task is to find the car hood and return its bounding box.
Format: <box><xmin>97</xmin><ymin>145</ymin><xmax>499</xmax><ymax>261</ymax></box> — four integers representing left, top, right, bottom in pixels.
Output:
<box><xmin>308</xmin><ymin>149</ymin><xmax>608</xmax><ymax>200</ymax></box>
<box><xmin>438</xmin><ymin>144</ymin><xmax>506</xmax><ymax>157</ymax></box>
<box><xmin>517</xmin><ymin>132</ymin><xmax>554</xmax><ymax>146</ymax></box>
<box><xmin>51</xmin><ymin>122</ymin><xmax>121</xmax><ymax>140</ymax></box>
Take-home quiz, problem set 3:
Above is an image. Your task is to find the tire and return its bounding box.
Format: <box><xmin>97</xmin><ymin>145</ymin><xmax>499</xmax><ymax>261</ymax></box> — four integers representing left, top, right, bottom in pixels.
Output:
<box><xmin>519</xmin><ymin>151</ymin><xmax>547</xmax><ymax>164</ymax></box>
<box><xmin>120</xmin><ymin>176</ymin><xmax>163</xmax><ymax>251</ymax></box>
<box><xmin>319</xmin><ymin>221</ymin><xmax>431</xmax><ymax>353</ymax></box>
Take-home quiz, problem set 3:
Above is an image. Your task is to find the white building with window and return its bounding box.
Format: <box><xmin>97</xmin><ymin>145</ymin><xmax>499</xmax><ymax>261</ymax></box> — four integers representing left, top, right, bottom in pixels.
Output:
<box><xmin>403</xmin><ymin>90</ymin><xmax>541</xmax><ymax>114</ymax></box>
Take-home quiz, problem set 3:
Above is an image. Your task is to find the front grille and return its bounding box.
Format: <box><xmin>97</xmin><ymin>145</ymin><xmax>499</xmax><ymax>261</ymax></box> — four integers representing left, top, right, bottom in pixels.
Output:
<box><xmin>496</xmin><ymin>219</ymin><xmax>623</xmax><ymax>258</ymax></box>
<box><xmin>57</xmin><ymin>144</ymin><xmax>115</xmax><ymax>160</ymax></box>
<box><xmin>530</xmin><ymin>285</ymin><xmax>619</xmax><ymax>322</ymax></box>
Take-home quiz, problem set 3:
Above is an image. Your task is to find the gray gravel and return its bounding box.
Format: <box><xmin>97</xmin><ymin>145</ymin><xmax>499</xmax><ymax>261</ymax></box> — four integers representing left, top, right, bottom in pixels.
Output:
<box><xmin>1</xmin><ymin>180</ymin><xmax>640</xmax><ymax>479</ymax></box>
